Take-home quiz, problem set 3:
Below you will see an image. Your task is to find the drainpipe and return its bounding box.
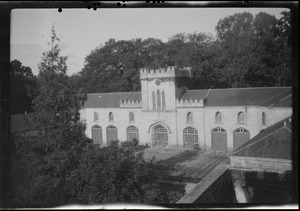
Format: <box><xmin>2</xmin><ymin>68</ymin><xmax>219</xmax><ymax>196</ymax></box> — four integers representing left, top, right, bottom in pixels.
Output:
<box><xmin>202</xmin><ymin>106</ymin><xmax>206</xmax><ymax>151</ymax></box>
<box><xmin>175</xmin><ymin>109</ymin><xmax>178</xmax><ymax>148</ymax></box>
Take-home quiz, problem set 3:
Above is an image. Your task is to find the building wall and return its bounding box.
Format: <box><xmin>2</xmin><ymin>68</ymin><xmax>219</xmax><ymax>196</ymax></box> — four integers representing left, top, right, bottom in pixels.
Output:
<box><xmin>80</xmin><ymin>105</ymin><xmax>292</xmax><ymax>150</ymax></box>
<box><xmin>203</xmin><ymin>106</ymin><xmax>292</xmax><ymax>152</ymax></box>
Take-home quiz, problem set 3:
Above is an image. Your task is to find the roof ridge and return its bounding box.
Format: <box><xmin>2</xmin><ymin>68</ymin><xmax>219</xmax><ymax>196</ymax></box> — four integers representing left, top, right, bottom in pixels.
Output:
<box><xmin>209</xmin><ymin>86</ymin><xmax>291</xmax><ymax>91</ymax></box>
<box><xmin>268</xmin><ymin>94</ymin><xmax>292</xmax><ymax>107</ymax></box>
<box><xmin>88</xmin><ymin>92</ymin><xmax>132</xmax><ymax>95</ymax></box>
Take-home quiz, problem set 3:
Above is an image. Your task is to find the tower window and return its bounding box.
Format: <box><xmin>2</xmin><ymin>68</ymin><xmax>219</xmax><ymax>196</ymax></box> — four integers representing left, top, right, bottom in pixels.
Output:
<box><xmin>157</xmin><ymin>90</ymin><xmax>161</xmax><ymax>110</ymax></box>
<box><xmin>162</xmin><ymin>91</ymin><xmax>166</xmax><ymax>110</ymax></box>
<box><xmin>152</xmin><ymin>91</ymin><xmax>156</xmax><ymax>110</ymax></box>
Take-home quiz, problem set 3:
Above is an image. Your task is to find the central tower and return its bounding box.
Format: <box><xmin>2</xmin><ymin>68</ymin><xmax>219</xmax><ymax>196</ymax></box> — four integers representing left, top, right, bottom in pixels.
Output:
<box><xmin>140</xmin><ymin>66</ymin><xmax>192</xmax><ymax>111</ymax></box>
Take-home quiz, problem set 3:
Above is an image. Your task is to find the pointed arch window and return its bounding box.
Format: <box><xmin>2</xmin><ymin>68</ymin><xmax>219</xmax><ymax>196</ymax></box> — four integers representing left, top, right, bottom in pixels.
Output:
<box><xmin>238</xmin><ymin>112</ymin><xmax>244</xmax><ymax>124</ymax></box>
<box><xmin>262</xmin><ymin>112</ymin><xmax>266</xmax><ymax>125</ymax></box>
<box><xmin>109</xmin><ymin>112</ymin><xmax>114</xmax><ymax>121</ymax></box>
<box><xmin>157</xmin><ymin>90</ymin><xmax>161</xmax><ymax>110</ymax></box>
<box><xmin>129</xmin><ymin>112</ymin><xmax>134</xmax><ymax>122</ymax></box>
<box><xmin>187</xmin><ymin>112</ymin><xmax>193</xmax><ymax>123</ymax></box>
<box><xmin>216</xmin><ymin>112</ymin><xmax>222</xmax><ymax>124</ymax></box>
<box><xmin>94</xmin><ymin>112</ymin><xmax>99</xmax><ymax>122</ymax></box>
<box><xmin>162</xmin><ymin>91</ymin><xmax>166</xmax><ymax>110</ymax></box>
<box><xmin>152</xmin><ymin>91</ymin><xmax>156</xmax><ymax>110</ymax></box>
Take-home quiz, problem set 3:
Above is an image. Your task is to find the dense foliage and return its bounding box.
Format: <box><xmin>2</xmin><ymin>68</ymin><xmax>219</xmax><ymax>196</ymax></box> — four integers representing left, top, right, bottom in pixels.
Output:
<box><xmin>9</xmin><ymin>27</ymin><xmax>179</xmax><ymax>207</ymax></box>
<box><xmin>71</xmin><ymin>11</ymin><xmax>291</xmax><ymax>94</ymax></box>
<box><xmin>10</xmin><ymin>60</ymin><xmax>37</xmax><ymax>114</ymax></box>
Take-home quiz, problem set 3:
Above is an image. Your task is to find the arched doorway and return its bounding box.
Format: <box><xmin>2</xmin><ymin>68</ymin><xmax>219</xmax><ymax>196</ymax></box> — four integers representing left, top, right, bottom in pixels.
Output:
<box><xmin>127</xmin><ymin>126</ymin><xmax>139</xmax><ymax>141</ymax></box>
<box><xmin>106</xmin><ymin>125</ymin><xmax>118</xmax><ymax>145</ymax></box>
<box><xmin>92</xmin><ymin>125</ymin><xmax>102</xmax><ymax>145</ymax></box>
<box><xmin>233</xmin><ymin>128</ymin><xmax>250</xmax><ymax>150</ymax></box>
<box><xmin>211</xmin><ymin>127</ymin><xmax>227</xmax><ymax>151</ymax></box>
<box><xmin>183</xmin><ymin>127</ymin><xmax>198</xmax><ymax>149</ymax></box>
<box><xmin>153</xmin><ymin>125</ymin><xmax>168</xmax><ymax>147</ymax></box>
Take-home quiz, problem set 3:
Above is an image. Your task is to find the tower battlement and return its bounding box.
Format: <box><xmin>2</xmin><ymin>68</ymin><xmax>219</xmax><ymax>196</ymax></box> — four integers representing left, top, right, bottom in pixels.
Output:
<box><xmin>140</xmin><ymin>66</ymin><xmax>192</xmax><ymax>80</ymax></box>
<box><xmin>119</xmin><ymin>99</ymin><xmax>142</xmax><ymax>108</ymax></box>
<box><xmin>176</xmin><ymin>98</ymin><xmax>204</xmax><ymax>108</ymax></box>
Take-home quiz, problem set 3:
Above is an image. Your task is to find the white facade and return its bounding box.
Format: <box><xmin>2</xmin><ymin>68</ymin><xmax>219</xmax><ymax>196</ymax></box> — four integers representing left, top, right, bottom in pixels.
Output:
<box><xmin>80</xmin><ymin>67</ymin><xmax>292</xmax><ymax>152</ymax></box>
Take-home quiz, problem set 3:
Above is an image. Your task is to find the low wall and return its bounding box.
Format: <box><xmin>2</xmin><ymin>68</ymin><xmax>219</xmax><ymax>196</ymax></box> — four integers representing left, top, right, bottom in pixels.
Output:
<box><xmin>177</xmin><ymin>164</ymin><xmax>231</xmax><ymax>203</ymax></box>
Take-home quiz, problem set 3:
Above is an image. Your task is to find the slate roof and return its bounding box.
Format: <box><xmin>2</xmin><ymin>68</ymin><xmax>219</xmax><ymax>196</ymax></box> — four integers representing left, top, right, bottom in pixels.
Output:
<box><xmin>205</xmin><ymin>87</ymin><xmax>292</xmax><ymax>107</ymax></box>
<box><xmin>231</xmin><ymin>117</ymin><xmax>292</xmax><ymax>160</ymax></box>
<box><xmin>84</xmin><ymin>92</ymin><xmax>141</xmax><ymax>108</ymax></box>
<box><xmin>83</xmin><ymin>87</ymin><xmax>292</xmax><ymax>108</ymax></box>
<box><xmin>180</xmin><ymin>89</ymin><xmax>209</xmax><ymax>101</ymax></box>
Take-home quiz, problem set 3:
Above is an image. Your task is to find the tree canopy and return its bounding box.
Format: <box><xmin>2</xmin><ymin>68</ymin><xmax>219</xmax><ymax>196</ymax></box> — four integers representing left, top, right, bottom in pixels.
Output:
<box><xmin>10</xmin><ymin>60</ymin><xmax>37</xmax><ymax>114</ymax></box>
<box><xmin>71</xmin><ymin>11</ymin><xmax>292</xmax><ymax>94</ymax></box>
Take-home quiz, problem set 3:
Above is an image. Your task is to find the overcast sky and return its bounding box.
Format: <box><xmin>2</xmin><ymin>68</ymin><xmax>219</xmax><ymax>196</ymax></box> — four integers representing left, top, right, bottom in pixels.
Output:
<box><xmin>10</xmin><ymin>7</ymin><xmax>290</xmax><ymax>76</ymax></box>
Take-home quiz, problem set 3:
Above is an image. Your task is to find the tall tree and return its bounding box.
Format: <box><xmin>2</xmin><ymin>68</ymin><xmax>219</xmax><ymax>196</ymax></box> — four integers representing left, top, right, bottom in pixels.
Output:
<box><xmin>12</xmin><ymin>26</ymin><xmax>90</xmax><ymax>206</ymax></box>
<box><xmin>10</xmin><ymin>60</ymin><xmax>36</xmax><ymax>114</ymax></box>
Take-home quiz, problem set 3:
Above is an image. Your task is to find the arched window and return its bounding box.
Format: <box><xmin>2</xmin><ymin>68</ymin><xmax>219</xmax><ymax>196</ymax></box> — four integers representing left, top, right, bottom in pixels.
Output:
<box><xmin>262</xmin><ymin>112</ymin><xmax>266</xmax><ymax>125</ymax></box>
<box><xmin>187</xmin><ymin>112</ymin><xmax>193</xmax><ymax>123</ymax></box>
<box><xmin>109</xmin><ymin>112</ymin><xmax>113</xmax><ymax>121</ymax></box>
<box><xmin>129</xmin><ymin>112</ymin><xmax>134</xmax><ymax>122</ymax></box>
<box><xmin>94</xmin><ymin>112</ymin><xmax>99</xmax><ymax>122</ymax></box>
<box><xmin>238</xmin><ymin>112</ymin><xmax>244</xmax><ymax>124</ymax></box>
<box><xmin>127</xmin><ymin>126</ymin><xmax>139</xmax><ymax>141</ymax></box>
<box><xmin>152</xmin><ymin>91</ymin><xmax>156</xmax><ymax>110</ymax></box>
<box><xmin>216</xmin><ymin>112</ymin><xmax>222</xmax><ymax>124</ymax></box>
<box><xmin>157</xmin><ymin>90</ymin><xmax>161</xmax><ymax>110</ymax></box>
<box><xmin>162</xmin><ymin>91</ymin><xmax>166</xmax><ymax>110</ymax></box>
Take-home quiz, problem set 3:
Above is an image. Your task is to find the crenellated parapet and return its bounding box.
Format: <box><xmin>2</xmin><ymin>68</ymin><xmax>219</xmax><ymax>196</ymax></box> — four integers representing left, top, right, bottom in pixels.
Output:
<box><xmin>119</xmin><ymin>99</ymin><xmax>142</xmax><ymax>108</ymax></box>
<box><xmin>140</xmin><ymin>66</ymin><xmax>192</xmax><ymax>80</ymax></box>
<box><xmin>176</xmin><ymin>98</ymin><xmax>204</xmax><ymax>108</ymax></box>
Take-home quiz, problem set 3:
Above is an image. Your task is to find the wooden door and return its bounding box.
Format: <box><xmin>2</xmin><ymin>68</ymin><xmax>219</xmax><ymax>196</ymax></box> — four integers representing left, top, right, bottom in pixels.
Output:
<box><xmin>92</xmin><ymin>125</ymin><xmax>102</xmax><ymax>145</ymax></box>
<box><xmin>233</xmin><ymin>128</ymin><xmax>250</xmax><ymax>150</ymax></box>
<box><xmin>211</xmin><ymin>127</ymin><xmax>227</xmax><ymax>151</ymax></box>
<box><xmin>154</xmin><ymin>125</ymin><xmax>168</xmax><ymax>147</ymax></box>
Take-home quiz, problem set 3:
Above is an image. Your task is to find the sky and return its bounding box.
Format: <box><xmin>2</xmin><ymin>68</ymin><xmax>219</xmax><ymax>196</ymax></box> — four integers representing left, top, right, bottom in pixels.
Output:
<box><xmin>10</xmin><ymin>6</ymin><xmax>290</xmax><ymax>76</ymax></box>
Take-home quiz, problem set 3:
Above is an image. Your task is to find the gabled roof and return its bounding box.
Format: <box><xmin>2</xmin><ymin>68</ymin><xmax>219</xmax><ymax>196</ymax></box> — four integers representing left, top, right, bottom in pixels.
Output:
<box><xmin>231</xmin><ymin>117</ymin><xmax>292</xmax><ymax>160</ymax></box>
<box><xmin>83</xmin><ymin>87</ymin><xmax>292</xmax><ymax>108</ymax></box>
<box><xmin>205</xmin><ymin>87</ymin><xmax>292</xmax><ymax>107</ymax></box>
<box><xmin>84</xmin><ymin>92</ymin><xmax>141</xmax><ymax>108</ymax></box>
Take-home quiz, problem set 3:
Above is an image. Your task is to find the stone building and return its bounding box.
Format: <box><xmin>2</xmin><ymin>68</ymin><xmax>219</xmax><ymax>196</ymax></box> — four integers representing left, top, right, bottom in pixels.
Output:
<box><xmin>80</xmin><ymin>67</ymin><xmax>292</xmax><ymax>152</ymax></box>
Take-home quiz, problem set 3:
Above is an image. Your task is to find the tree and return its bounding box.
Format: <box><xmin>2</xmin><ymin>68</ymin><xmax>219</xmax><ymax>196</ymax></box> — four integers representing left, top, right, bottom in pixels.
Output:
<box><xmin>12</xmin><ymin>26</ymin><xmax>91</xmax><ymax>206</ymax></box>
<box><xmin>65</xmin><ymin>141</ymin><xmax>170</xmax><ymax>204</ymax></box>
<box><xmin>10</xmin><ymin>60</ymin><xmax>37</xmax><ymax>114</ymax></box>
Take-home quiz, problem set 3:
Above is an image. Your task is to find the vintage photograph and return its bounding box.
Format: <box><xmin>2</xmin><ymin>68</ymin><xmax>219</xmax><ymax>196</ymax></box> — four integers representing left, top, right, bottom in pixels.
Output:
<box><xmin>4</xmin><ymin>1</ymin><xmax>297</xmax><ymax>209</ymax></box>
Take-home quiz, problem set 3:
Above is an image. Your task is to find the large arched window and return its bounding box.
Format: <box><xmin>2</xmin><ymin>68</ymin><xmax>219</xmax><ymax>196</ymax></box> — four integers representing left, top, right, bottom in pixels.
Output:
<box><xmin>109</xmin><ymin>112</ymin><xmax>113</xmax><ymax>121</ymax></box>
<box><xmin>157</xmin><ymin>90</ymin><xmax>161</xmax><ymax>110</ymax></box>
<box><xmin>238</xmin><ymin>112</ymin><xmax>244</xmax><ymax>124</ymax></box>
<box><xmin>129</xmin><ymin>112</ymin><xmax>134</xmax><ymax>122</ymax></box>
<box><xmin>187</xmin><ymin>112</ymin><xmax>193</xmax><ymax>123</ymax></box>
<box><xmin>162</xmin><ymin>91</ymin><xmax>166</xmax><ymax>110</ymax></box>
<box><xmin>262</xmin><ymin>112</ymin><xmax>266</xmax><ymax>125</ymax></box>
<box><xmin>152</xmin><ymin>91</ymin><xmax>156</xmax><ymax>110</ymax></box>
<box><xmin>127</xmin><ymin>126</ymin><xmax>139</xmax><ymax>141</ymax></box>
<box><xmin>94</xmin><ymin>112</ymin><xmax>99</xmax><ymax>122</ymax></box>
<box><xmin>215</xmin><ymin>112</ymin><xmax>222</xmax><ymax>124</ymax></box>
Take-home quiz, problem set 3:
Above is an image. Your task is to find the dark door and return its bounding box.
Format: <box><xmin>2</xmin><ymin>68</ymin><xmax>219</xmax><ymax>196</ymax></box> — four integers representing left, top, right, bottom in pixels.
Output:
<box><xmin>154</xmin><ymin>125</ymin><xmax>168</xmax><ymax>147</ymax></box>
<box><xmin>211</xmin><ymin>127</ymin><xmax>227</xmax><ymax>151</ymax></box>
<box><xmin>92</xmin><ymin>125</ymin><xmax>102</xmax><ymax>145</ymax></box>
<box><xmin>184</xmin><ymin>127</ymin><xmax>198</xmax><ymax>149</ymax></box>
<box><xmin>233</xmin><ymin>128</ymin><xmax>250</xmax><ymax>150</ymax></box>
<box><xmin>106</xmin><ymin>125</ymin><xmax>118</xmax><ymax>145</ymax></box>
